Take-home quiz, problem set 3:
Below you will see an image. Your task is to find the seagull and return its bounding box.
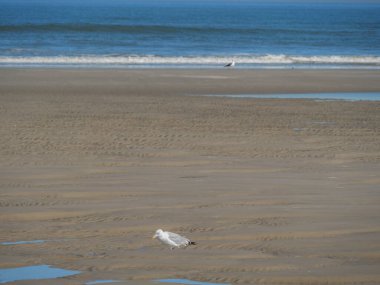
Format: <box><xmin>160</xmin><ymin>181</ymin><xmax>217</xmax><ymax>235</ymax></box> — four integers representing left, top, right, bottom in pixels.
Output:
<box><xmin>152</xmin><ymin>229</ymin><xmax>196</xmax><ymax>249</ymax></box>
<box><xmin>224</xmin><ymin>60</ymin><xmax>235</xmax><ymax>67</ymax></box>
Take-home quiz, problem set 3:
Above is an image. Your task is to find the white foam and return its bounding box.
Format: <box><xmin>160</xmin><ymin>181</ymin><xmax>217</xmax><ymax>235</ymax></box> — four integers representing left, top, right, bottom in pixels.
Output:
<box><xmin>0</xmin><ymin>54</ymin><xmax>379</xmax><ymax>66</ymax></box>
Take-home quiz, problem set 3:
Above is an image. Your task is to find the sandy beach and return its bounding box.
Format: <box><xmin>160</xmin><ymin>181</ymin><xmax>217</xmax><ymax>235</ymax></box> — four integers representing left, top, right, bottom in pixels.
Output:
<box><xmin>1</xmin><ymin>68</ymin><xmax>380</xmax><ymax>285</ymax></box>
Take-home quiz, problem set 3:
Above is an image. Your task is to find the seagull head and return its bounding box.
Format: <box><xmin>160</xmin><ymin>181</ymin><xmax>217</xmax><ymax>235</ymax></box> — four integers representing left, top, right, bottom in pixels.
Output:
<box><xmin>152</xmin><ymin>229</ymin><xmax>163</xmax><ymax>239</ymax></box>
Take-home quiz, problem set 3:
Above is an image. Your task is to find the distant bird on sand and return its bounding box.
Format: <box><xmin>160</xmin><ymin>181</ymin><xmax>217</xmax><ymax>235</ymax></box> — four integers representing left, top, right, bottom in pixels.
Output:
<box><xmin>153</xmin><ymin>229</ymin><xmax>196</xmax><ymax>249</ymax></box>
<box><xmin>224</xmin><ymin>60</ymin><xmax>235</xmax><ymax>67</ymax></box>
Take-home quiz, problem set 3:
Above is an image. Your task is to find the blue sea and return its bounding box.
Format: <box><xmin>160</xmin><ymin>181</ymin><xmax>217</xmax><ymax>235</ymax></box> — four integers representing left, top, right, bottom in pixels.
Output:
<box><xmin>1</xmin><ymin>0</ymin><xmax>380</xmax><ymax>68</ymax></box>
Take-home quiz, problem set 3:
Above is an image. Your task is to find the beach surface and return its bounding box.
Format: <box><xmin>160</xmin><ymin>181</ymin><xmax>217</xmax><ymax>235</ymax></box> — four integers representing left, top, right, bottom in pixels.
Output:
<box><xmin>1</xmin><ymin>68</ymin><xmax>380</xmax><ymax>285</ymax></box>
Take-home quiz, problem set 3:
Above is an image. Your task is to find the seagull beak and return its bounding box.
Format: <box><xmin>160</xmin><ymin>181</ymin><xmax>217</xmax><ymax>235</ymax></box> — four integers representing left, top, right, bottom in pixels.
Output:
<box><xmin>152</xmin><ymin>234</ymin><xmax>157</xmax><ymax>239</ymax></box>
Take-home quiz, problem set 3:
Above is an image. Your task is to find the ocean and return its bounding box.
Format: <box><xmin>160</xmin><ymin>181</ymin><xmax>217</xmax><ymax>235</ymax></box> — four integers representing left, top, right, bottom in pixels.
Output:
<box><xmin>1</xmin><ymin>0</ymin><xmax>380</xmax><ymax>68</ymax></box>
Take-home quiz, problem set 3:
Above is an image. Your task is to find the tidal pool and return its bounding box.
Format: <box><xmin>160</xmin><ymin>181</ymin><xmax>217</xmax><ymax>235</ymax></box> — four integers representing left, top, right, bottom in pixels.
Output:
<box><xmin>206</xmin><ymin>92</ymin><xmax>380</xmax><ymax>101</ymax></box>
<box><xmin>1</xmin><ymin>240</ymin><xmax>46</xmax><ymax>246</ymax></box>
<box><xmin>85</xmin><ymin>280</ymin><xmax>121</xmax><ymax>285</ymax></box>
<box><xmin>0</xmin><ymin>265</ymin><xmax>80</xmax><ymax>283</ymax></box>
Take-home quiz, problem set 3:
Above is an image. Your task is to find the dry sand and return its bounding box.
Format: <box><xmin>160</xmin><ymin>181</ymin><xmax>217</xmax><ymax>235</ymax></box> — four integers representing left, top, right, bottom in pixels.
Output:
<box><xmin>0</xmin><ymin>68</ymin><xmax>380</xmax><ymax>285</ymax></box>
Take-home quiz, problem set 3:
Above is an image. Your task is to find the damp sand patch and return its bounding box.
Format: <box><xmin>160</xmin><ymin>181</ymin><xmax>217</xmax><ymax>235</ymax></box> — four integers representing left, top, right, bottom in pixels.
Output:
<box><xmin>154</xmin><ymin>279</ymin><xmax>230</xmax><ymax>285</ymax></box>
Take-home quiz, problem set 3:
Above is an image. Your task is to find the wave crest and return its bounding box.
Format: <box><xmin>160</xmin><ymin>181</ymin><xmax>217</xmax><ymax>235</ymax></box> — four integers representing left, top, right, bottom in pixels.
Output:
<box><xmin>0</xmin><ymin>54</ymin><xmax>379</xmax><ymax>66</ymax></box>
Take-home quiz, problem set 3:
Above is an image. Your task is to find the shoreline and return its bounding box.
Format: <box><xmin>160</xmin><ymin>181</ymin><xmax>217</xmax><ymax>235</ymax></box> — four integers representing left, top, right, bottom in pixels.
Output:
<box><xmin>1</xmin><ymin>65</ymin><xmax>380</xmax><ymax>70</ymax></box>
<box><xmin>2</xmin><ymin>68</ymin><xmax>380</xmax><ymax>95</ymax></box>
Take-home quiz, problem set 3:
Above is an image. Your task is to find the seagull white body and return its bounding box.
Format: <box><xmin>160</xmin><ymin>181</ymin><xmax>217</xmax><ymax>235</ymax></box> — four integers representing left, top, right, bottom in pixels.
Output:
<box><xmin>224</xmin><ymin>60</ymin><xmax>235</xmax><ymax>67</ymax></box>
<box><xmin>152</xmin><ymin>229</ymin><xmax>196</xmax><ymax>249</ymax></box>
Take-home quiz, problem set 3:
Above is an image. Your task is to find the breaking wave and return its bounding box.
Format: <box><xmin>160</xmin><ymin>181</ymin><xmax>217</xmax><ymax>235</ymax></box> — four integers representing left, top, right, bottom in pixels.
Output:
<box><xmin>1</xmin><ymin>54</ymin><xmax>379</xmax><ymax>67</ymax></box>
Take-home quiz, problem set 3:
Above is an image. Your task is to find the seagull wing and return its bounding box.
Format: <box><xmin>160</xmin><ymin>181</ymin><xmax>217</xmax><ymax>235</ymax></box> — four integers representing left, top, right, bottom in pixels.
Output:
<box><xmin>224</xmin><ymin>61</ymin><xmax>235</xmax><ymax>67</ymax></box>
<box><xmin>166</xmin><ymin>231</ymin><xmax>191</xmax><ymax>247</ymax></box>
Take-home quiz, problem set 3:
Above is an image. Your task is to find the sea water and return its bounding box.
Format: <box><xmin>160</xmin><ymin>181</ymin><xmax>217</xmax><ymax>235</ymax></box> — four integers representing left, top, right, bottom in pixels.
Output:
<box><xmin>0</xmin><ymin>0</ymin><xmax>379</xmax><ymax>68</ymax></box>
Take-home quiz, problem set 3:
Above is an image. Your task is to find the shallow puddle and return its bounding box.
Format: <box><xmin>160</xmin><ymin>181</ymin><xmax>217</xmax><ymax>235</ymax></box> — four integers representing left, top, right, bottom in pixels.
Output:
<box><xmin>206</xmin><ymin>92</ymin><xmax>380</xmax><ymax>101</ymax></box>
<box><xmin>1</xmin><ymin>240</ymin><xmax>46</xmax><ymax>246</ymax></box>
<box><xmin>0</xmin><ymin>264</ymin><xmax>80</xmax><ymax>283</ymax></box>
<box><xmin>85</xmin><ymin>280</ymin><xmax>121</xmax><ymax>285</ymax></box>
<box><xmin>154</xmin><ymin>279</ymin><xmax>230</xmax><ymax>285</ymax></box>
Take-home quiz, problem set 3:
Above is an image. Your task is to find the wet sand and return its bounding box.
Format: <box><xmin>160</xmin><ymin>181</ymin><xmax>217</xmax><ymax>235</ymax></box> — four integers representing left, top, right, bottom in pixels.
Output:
<box><xmin>0</xmin><ymin>68</ymin><xmax>380</xmax><ymax>285</ymax></box>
